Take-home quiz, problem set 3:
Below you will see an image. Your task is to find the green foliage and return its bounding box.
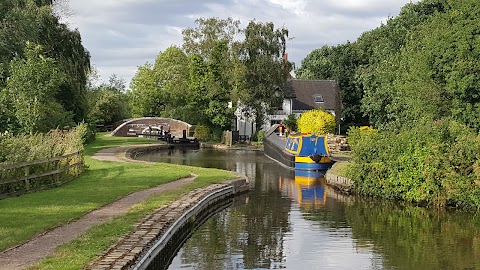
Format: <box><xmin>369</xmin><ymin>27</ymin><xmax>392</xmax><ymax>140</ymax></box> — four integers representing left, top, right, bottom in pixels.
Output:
<box><xmin>346</xmin><ymin>126</ymin><xmax>377</xmax><ymax>147</ymax></box>
<box><xmin>348</xmin><ymin>118</ymin><xmax>480</xmax><ymax>208</ymax></box>
<box><xmin>194</xmin><ymin>125</ymin><xmax>209</xmax><ymax>141</ymax></box>
<box><xmin>297</xmin><ymin>109</ymin><xmax>336</xmax><ymax>135</ymax></box>
<box><xmin>232</xmin><ymin>20</ymin><xmax>290</xmax><ymax>131</ymax></box>
<box><xmin>182</xmin><ymin>17</ymin><xmax>240</xmax><ymax>60</ymax></box>
<box><xmin>129</xmin><ymin>63</ymin><xmax>161</xmax><ymax>117</ymax></box>
<box><xmin>283</xmin><ymin>114</ymin><xmax>297</xmax><ymax>132</ymax></box>
<box><xmin>356</xmin><ymin>0</ymin><xmax>462</xmax><ymax>130</ymax></box>
<box><xmin>0</xmin><ymin>124</ymin><xmax>84</xmax><ymax>164</ymax></box>
<box><xmin>0</xmin><ymin>0</ymin><xmax>90</xmax><ymax>134</ymax></box>
<box><xmin>130</xmin><ymin>18</ymin><xmax>288</xmax><ymax>135</ymax></box>
<box><xmin>129</xmin><ymin>43</ymin><xmax>233</xmax><ymax>134</ymax></box>
<box><xmin>76</xmin><ymin>121</ymin><xmax>96</xmax><ymax>145</ymax></box>
<box><xmin>2</xmin><ymin>42</ymin><xmax>72</xmax><ymax>134</ymax></box>
<box><xmin>256</xmin><ymin>130</ymin><xmax>265</xmax><ymax>142</ymax></box>
<box><xmin>87</xmin><ymin>74</ymin><xmax>130</xmax><ymax>126</ymax></box>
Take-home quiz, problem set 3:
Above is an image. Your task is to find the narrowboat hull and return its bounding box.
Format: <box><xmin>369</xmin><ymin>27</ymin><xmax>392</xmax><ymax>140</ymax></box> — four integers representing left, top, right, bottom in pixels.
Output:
<box><xmin>263</xmin><ymin>125</ymin><xmax>334</xmax><ymax>171</ymax></box>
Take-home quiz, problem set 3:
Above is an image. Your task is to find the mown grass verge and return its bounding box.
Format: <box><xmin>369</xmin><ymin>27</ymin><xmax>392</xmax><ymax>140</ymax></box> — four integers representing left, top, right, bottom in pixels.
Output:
<box><xmin>328</xmin><ymin>161</ymin><xmax>350</xmax><ymax>178</ymax></box>
<box><xmin>0</xmin><ymin>133</ymin><xmax>236</xmax><ymax>269</ymax></box>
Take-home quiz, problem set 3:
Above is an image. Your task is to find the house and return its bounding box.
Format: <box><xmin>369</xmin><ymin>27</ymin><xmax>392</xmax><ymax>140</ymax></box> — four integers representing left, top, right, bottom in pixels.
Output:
<box><xmin>234</xmin><ymin>79</ymin><xmax>342</xmax><ymax>137</ymax></box>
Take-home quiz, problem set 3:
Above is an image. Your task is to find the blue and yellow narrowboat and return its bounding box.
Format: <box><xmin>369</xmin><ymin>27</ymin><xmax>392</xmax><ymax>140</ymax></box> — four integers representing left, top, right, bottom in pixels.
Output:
<box><xmin>285</xmin><ymin>133</ymin><xmax>334</xmax><ymax>171</ymax></box>
<box><xmin>263</xmin><ymin>124</ymin><xmax>334</xmax><ymax>171</ymax></box>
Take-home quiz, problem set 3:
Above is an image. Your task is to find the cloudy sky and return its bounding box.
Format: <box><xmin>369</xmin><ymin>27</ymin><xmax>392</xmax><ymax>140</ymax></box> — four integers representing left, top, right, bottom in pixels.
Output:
<box><xmin>63</xmin><ymin>0</ymin><xmax>417</xmax><ymax>87</ymax></box>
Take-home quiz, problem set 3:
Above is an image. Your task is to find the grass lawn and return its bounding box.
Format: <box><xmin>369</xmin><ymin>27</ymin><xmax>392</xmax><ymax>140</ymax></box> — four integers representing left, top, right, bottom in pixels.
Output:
<box><xmin>0</xmin><ymin>133</ymin><xmax>236</xmax><ymax>269</ymax></box>
<box><xmin>329</xmin><ymin>161</ymin><xmax>351</xmax><ymax>178</ymax></box>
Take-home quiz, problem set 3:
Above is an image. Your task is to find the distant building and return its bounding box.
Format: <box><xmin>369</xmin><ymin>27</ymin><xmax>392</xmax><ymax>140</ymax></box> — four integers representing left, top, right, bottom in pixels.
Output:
<box><xmin>234</xmin><ymin>79</ymin><xmax>342</xmax><ymax>137</ymax></box>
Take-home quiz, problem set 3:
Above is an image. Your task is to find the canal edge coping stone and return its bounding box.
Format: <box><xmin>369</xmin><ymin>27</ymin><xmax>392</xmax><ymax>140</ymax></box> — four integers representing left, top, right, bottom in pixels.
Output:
<box><xmin>325</xmin><ymin>169</ymin><xmax>353</xmax><ymax>194</ymax></box>
<box><xmin>87</xmin><ymin>144</ymin><xmax>249</xmax><ymax>270</ymax></box>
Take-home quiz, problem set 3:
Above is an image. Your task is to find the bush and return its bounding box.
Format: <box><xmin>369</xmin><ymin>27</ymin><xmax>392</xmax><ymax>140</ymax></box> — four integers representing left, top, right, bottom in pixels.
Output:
<box><xmin>256</xmin><ymin>130</ymin><xmax>266</xmax><ymax>142</ymax></box>
<box><xmin>0</xmin><ymin>125</ymin><xmax>85</xmax><ymax>165</ymax></box>
<box><xmin>347</xmin><ymin>126</ymin><xmax>377</xmax><ymax>148</ymax></box>
<box><xmin>194</xmin><ymin>125</ymin><xmax>209</xmax><ymax>141</ymax></box>
<box><xmin>297</xmin><ymin>109</ymin><xmax>336</xmax><ymax>135</ymax></box>
<box><xmin>283</xmin><ymin>114</ymin><xmax>297</xmax><ymax>132</ymax></box>
<box><xmin>251</xmin><ymin>130</ymin><xmax>266</xmax><ymax>142</ymax></box>
<box><xmin>348</xmin><ymin>118</ymin><xmax>480</xmax><ymax>208</ymax></box>
<box><xmin>76</xmin><ymin>122</ymin><xmax>96</xmax><ymax>145</ymax></box>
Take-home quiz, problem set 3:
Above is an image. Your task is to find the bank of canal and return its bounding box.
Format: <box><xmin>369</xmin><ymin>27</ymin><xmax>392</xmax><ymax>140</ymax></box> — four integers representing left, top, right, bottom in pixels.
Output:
<box><xmin>136</xmin><ymin>148</ymin><xmax>480</xmax><ymax>270</ymax></box>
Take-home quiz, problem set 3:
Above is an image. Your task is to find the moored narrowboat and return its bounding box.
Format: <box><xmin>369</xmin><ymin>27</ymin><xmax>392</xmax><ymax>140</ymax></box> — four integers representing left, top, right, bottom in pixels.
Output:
<box><xmin>263</xmin><ymin>124</ymin><xmax>334</xmax><ymax>171</ymax></box>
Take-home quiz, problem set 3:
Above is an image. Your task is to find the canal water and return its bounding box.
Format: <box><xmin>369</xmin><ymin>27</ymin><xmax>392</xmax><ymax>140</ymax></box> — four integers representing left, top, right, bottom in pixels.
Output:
<box><xmin>136</xmin><ymin>148</ymin><xmax>480</xmax><ymax>270</ymax></box>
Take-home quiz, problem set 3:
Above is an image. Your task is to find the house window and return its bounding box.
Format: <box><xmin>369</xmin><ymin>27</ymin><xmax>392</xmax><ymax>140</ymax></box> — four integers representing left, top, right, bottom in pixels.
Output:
<box><xmin>314</xmin><ymin>94</ymin><xmax>324</xmax><ymax>103</ymax></box>
<box><xmin>271</xmin><ymin>120</ymin><xmax>282</xmax><ymax>125</ymax></box>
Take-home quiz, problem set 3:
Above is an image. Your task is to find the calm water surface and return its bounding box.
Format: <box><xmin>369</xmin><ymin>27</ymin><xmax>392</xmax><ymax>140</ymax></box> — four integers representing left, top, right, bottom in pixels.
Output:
<box><xmin>137</xmin><ymin>148</ymin><xmax>480</xmax><ymax>270</ymax></box>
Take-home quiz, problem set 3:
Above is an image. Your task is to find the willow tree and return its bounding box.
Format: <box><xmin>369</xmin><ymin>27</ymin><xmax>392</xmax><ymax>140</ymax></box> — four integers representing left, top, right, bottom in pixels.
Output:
<box><xmin>0</xmin><ymin>0</ymin><xmax>90</xmax><ymax>133</ymax></box>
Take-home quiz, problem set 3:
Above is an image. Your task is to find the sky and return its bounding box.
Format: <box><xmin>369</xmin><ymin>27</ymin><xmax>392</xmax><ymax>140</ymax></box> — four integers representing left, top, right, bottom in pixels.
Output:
<box><xmin>63</xmin><ymin>0</ymin><xmax>417</xmax><ymax>88</ymax></box>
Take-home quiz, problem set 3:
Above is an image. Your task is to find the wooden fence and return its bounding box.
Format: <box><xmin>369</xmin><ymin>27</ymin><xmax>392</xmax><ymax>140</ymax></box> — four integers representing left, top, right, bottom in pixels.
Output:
<box><xmin>0</xmin><ymin>151</ymin><xmax>84</xmax><ymax>199</ymax></box>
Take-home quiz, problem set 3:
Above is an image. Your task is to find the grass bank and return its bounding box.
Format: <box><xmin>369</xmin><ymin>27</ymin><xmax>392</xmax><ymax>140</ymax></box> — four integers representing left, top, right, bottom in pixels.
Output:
<box><xmin>0</xmin><ymin>133</ymin><xmax>236</xmax><ymax>269</ymax></box>
<box><xmin>328</xmin><ymin>161</ymin><xmax>350</xmax><ymax>178</ymax></box>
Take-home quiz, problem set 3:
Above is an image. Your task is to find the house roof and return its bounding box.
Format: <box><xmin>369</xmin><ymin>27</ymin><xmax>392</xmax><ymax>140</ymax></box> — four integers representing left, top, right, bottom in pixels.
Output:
<box><xmin>284</xmin><ymin>79</ymin><xmax>340</xmax><ymax>111</ymax></box>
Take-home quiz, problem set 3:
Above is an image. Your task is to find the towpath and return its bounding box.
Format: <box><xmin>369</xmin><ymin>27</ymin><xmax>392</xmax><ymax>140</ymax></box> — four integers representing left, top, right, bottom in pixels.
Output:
<box><xmin>0</xmin><ymin>146</ymin><xmax>196</xmax><ymax>270</ymax></box>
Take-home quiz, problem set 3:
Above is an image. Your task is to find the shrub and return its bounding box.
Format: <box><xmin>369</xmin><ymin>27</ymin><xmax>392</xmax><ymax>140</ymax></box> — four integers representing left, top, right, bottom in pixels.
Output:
<box><xmin>76</xmin><ymin>122</ymin><xmax>96</xmax><ymax>145</ymax></box>
<box><xmin>283</xmin><ymin>114</ymin><xmax>297</xmax><ymax>132</ymax></box>
<box><xmin>0</xmin><ymin>125</ymin><xmax>85</xmax><ymax>165</ymax></box>
<box><xmin>194</xmin><ymin>125</ymin><xmax>209</xmax><ymax>141</ymax></box>
<box><xmin>348</xmin><ymin>118</ymin><xmax>480</xmax><ymax>208</ymax></box>
<box><xmin>347</xmin><ymin>126</ymin><xmax>377</xmax><ymax>148</ymax></box>
<box><xmin>256</xmin><ymin>130</ymin><xmax>266</xmax><ymax>142</ymax></box>
<box><xmin>297</xmin><ymin>109</ymin><xmax>336</xmax><ymax>135</ymax></box>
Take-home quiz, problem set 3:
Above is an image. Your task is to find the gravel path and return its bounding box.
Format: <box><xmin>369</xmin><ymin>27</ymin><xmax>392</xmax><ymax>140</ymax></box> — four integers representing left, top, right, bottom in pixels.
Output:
<box><xmin>0</xmin><ymin>145</ymin><xmax>196</xmax><ymax>270</ymax></box>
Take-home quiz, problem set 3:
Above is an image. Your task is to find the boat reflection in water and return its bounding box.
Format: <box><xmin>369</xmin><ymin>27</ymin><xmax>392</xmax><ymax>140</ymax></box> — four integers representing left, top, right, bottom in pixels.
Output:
<box><xmin>279</xmin><ymin>170</ymin><xmax>326</xmax><ymax>208</ymax></box>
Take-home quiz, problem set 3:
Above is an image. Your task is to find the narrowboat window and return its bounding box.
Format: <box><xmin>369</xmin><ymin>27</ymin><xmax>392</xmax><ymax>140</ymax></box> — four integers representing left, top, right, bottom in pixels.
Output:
<box><xmin>314</xmin><ymin>94</ymin><xmax>324</xmax><ymax>103</ymax></box>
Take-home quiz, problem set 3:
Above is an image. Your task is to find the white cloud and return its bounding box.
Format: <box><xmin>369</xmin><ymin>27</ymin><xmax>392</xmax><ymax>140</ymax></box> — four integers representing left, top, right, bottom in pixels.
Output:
<box><xmin>268</xmin><ymin>0</ymin><xmax>307</xmax><ymax>16</ymax></box>
<box><xmin>63</xmin><ymin>0</ymin><xmax>418</xmax><ymax>87</ymax></box>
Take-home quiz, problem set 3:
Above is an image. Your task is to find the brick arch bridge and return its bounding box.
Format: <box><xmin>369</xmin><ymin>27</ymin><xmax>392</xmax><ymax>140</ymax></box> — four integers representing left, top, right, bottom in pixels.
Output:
<box><xmin>111</xmin><ymin>117</ymin><xmax>192</xmax><ymax>138</ymax></box>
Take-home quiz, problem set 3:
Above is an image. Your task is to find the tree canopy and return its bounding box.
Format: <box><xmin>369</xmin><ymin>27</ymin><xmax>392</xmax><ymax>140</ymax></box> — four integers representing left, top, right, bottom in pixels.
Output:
<box><xmin>0</xmin><ymin>0</ymin><xmax>90</xmax><ymax>134</ymax></box>
<box><xmin>301</xmin><ymin>0</ymin><xmax>480</xmax><ymax>208</ymax></box>
<box><xmin>130</xmin><ymin>18</ymin><xmax>290</xmax><ymax>138</ymax></box>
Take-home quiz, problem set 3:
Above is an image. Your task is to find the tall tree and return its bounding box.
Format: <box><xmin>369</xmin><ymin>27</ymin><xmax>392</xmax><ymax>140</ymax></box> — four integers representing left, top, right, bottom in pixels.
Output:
<box><xmin>182</xmin><ymin>17</ymin><xmax>240</xmax><ymax>60</ymax></box>
<box><xmin>386</xmin><ymin>0</ymin><xmax>480</xmax><ymax>130</ymax></box>
<box><xmin>0</xmin><ymin>0</ymin><xmax>90</xmax><ymax>133</ymax></box>
<box><xmin>2</xmin><ymin>43</ymin><xmax>68</xmax><ymax>134</ymax></box>
<box><xmin>129</xmin><ymin>63</ymin><xmax>162</xmax><ymax>117</ymax></box>
<box><xmin>297</xmin><ymin>43</ymin><xmax>368</xmax><ymax>130</ymax></box>
<box><xmin>233</xmin><ymin>20</ymin><xmax>290</xmax><ymax>131</ymax></box>
<box><xmin>357</xmin><ymin>0</ymin><xmax>449</xmax><ymax>129</ymax></box>
<box><xmin>87</xmin><ymin>74</ymin><xmax>130</xmax><ymax>126</ymax></box>
<box><xmin>129</xmin><ymin>46</ymin><xmax>189</xmax><ymax>119</ymax></box>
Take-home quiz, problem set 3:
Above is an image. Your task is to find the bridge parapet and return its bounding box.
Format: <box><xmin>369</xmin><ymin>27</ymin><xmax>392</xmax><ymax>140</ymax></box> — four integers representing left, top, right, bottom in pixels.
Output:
<box><xmin>111</xmin><ymin>117</ymin><xmax>192</xmax><ymax>138</ymax></box>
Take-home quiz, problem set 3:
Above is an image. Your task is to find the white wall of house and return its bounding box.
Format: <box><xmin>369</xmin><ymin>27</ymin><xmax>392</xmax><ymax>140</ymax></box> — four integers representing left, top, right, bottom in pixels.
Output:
<box><xmin>237</xmin><ymin>118</ymin><xmax>256</xmax><ymax>137</ymax></box>
<box><xmin>282</xmin><ymin>99</ymin><xmax>292</xmax><ymax>114</ymax></box>
<box><xmin>233</xmin><ymin>98</ymin><xmax>338</xmax><ymax>137</ymax></box>
<box><xmin>233</xmin><ymin>104</ymin><xmax>256</xmax><ymax>137</ymax></box>
<box><xmin>262</xmin><ymin>98</ymin><xmax>294</xmax><ymax>131</ymax></box>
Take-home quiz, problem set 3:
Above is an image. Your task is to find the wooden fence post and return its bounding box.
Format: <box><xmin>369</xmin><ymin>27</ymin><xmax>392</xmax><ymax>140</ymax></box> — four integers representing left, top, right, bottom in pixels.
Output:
<box><xmin>0</xmin><ymin>151</ymin><xmax>84</xmax><ymax>199</ymax></box>
<box><xmin>24</xmin><ymin>166</ymin><xmax>30</xmax><ymax>191</ymax></box>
